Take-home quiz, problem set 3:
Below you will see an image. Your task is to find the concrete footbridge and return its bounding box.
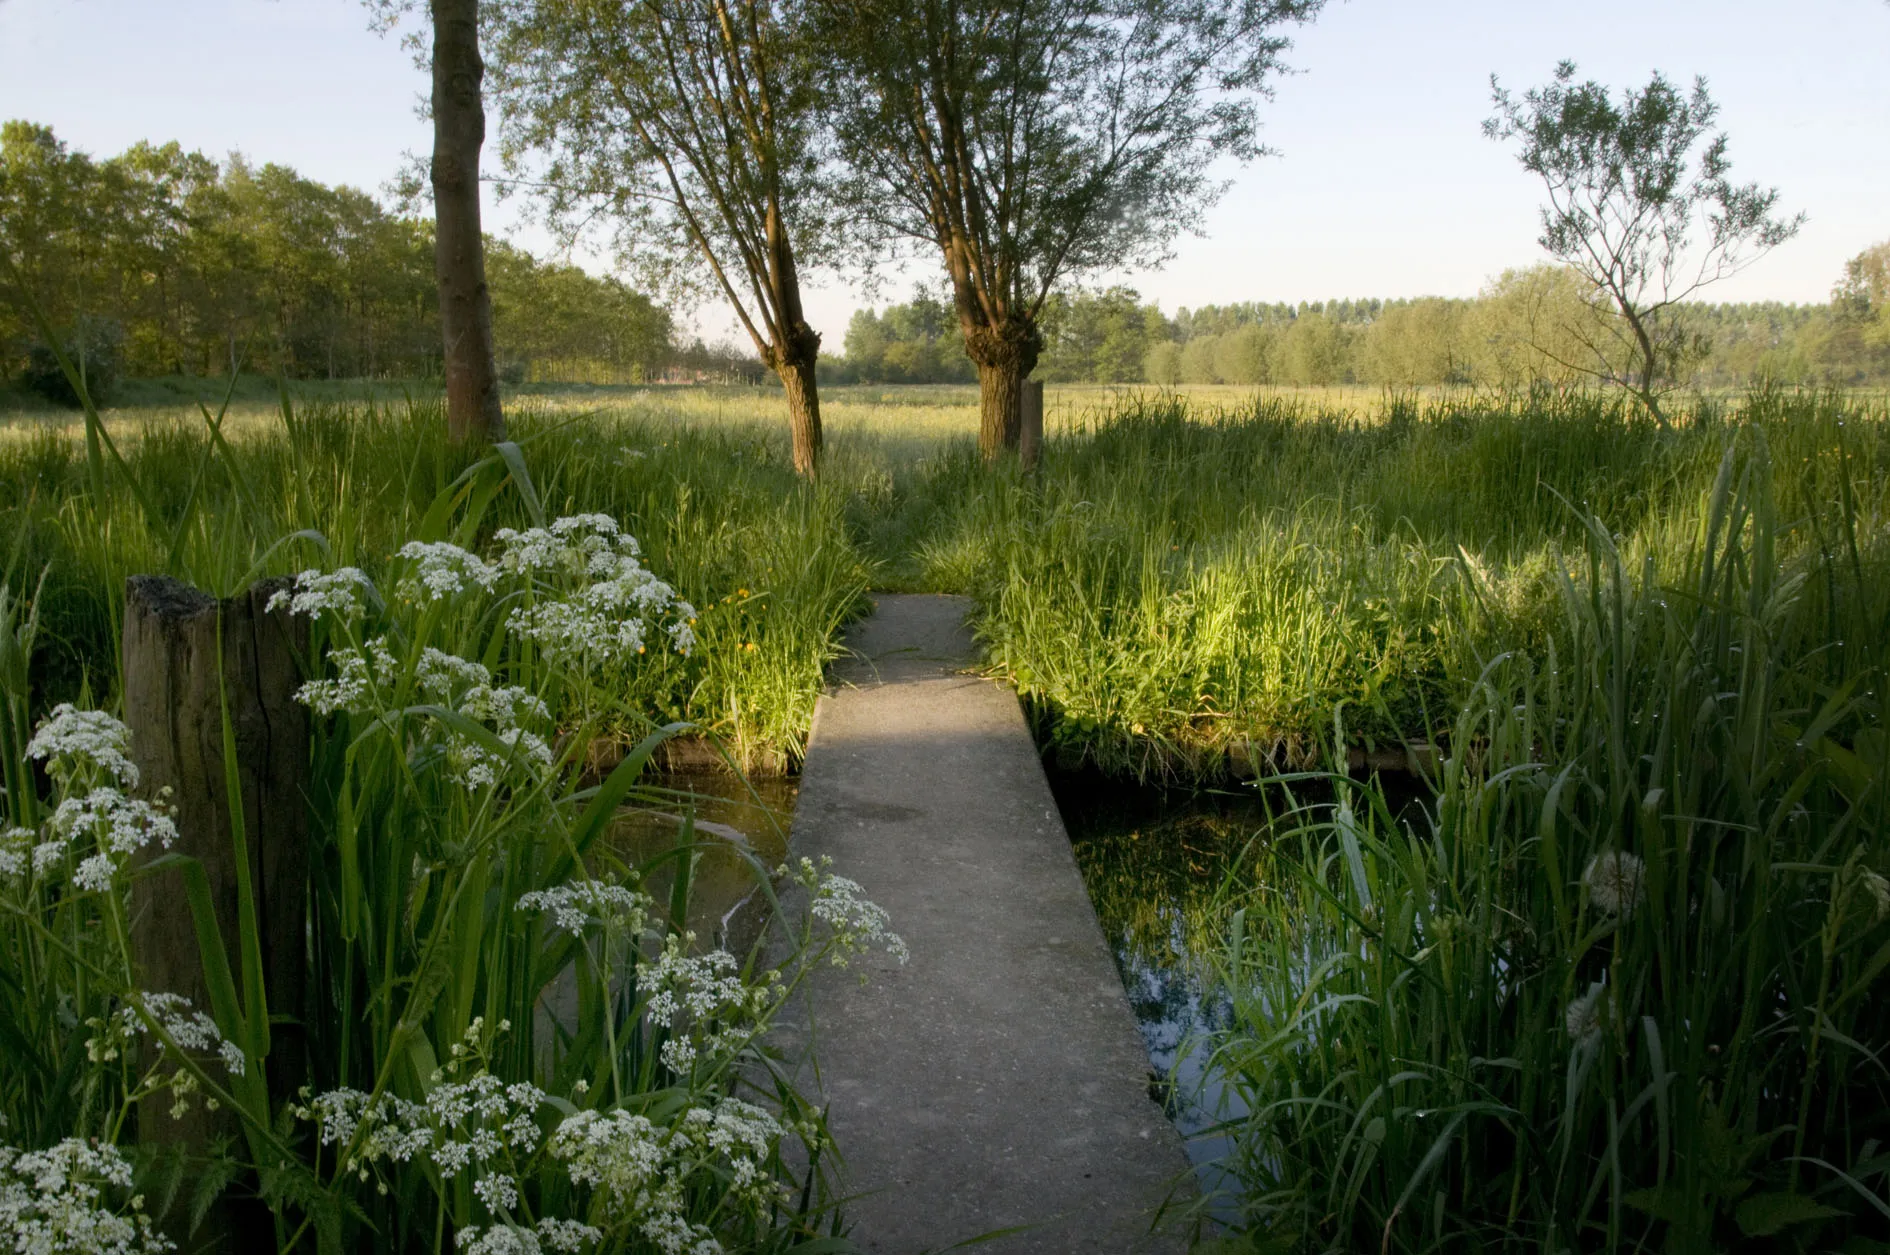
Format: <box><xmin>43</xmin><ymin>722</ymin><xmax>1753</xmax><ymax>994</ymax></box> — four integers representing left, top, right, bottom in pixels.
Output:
<box><xmin>791</xmin><ymin>595</ymin><xmax>1190</xmax><ymax>1253</ymax></box>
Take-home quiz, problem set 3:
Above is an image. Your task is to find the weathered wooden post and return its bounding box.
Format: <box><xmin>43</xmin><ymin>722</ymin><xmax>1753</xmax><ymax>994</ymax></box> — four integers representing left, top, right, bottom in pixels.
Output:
<box><xmin>122</xmin><ymin>575</ymin><xmax>308</xmax><ymax>1154</ymax></box>
<box><xmin>1019</xmin><ymin>378</ymin><xmax>1044</xmax><ymax>471</ymax></box>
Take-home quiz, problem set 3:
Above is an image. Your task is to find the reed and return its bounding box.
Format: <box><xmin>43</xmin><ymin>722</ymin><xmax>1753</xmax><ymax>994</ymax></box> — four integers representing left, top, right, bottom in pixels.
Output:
<box><xmin>1202</xmin><ymin>431</ymin><xmax>1890</xmax><ymax>1250</ymax></box>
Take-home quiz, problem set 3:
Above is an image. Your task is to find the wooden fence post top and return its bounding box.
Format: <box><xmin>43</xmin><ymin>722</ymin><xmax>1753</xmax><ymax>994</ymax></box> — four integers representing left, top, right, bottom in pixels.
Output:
<box><xmin>125</xmin><ymin>574</ymin><xmax>217</xmax><ymax>621</ymax></box>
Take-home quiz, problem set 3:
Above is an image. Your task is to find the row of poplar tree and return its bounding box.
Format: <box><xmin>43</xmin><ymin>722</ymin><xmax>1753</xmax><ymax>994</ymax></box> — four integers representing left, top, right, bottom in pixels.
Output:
<box><xmin>835</xmin><ymin>251</ymin><xmax>1890</xmax><ymax>389</ymax></box>
<box><xmin>0</xmin><ymin>121</ymin><xmax>680</xmax><ymax>391</ymax></box>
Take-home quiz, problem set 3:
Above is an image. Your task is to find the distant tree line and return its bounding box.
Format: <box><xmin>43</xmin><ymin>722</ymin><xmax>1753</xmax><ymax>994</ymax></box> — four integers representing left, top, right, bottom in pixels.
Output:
<box><xmin>828</xmin><ymin>248</ymin><xmax>1890</xmax><ymax>389</ymax></box>
<box><xmin>0</xmin><ymin>121</ymin><xmax>679</xmax><ymax>397</ymax></box>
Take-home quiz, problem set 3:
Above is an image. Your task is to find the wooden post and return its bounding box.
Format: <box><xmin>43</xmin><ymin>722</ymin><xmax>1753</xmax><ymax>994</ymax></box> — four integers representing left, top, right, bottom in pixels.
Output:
<box><xmin>1019</xmin><ymin>378</ymin><xmax>1044</xmax><ymax>471</ymax></box>
<box><xmin>122</xmin><ymin>575</ymin><xmax>308</xmax><ymax>1153</ymax></box>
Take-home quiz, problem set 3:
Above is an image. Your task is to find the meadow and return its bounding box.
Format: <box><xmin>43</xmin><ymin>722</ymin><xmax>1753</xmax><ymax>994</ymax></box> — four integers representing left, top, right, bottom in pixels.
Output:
<box><xmin>2</xmin><ymin>378</ymin><xmax>1887</xmax><ymax>1250</ymax></box>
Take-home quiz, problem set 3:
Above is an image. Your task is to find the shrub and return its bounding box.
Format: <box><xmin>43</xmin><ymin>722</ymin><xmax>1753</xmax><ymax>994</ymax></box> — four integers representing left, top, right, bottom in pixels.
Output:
<box><xmin>23</xmin><ymin>319</ymin><xmax>122</xmax><ymax>408</ymax></box>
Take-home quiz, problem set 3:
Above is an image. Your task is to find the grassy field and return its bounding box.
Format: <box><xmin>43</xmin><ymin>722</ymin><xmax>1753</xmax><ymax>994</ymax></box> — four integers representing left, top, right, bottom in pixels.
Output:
<box><xmin>6</xmin><ymin>379</ymin><xmax>1888</xmax><ymax>777</ymax></box>
<box><xmin>3</xmin><ymin>378</ymin><xmax>1887</xmax><ymax>1249</ymax></box>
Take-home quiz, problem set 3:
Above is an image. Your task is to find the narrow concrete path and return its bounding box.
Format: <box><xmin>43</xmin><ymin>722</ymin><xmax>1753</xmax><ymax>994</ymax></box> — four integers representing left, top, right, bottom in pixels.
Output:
<box><xmin>790</xmin><ymin>594</ymin><xmax>1190</xmax><ymax>1253</ymax></box>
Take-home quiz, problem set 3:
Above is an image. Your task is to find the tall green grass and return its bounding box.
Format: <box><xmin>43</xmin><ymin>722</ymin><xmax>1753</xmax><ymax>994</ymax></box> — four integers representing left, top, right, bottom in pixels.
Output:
<box><xmin>0</xmin><ymin>394</ymin><xmax>868</xmax><ymax>771</ymax></box>
<box><xmin>1204</xmin><ymin>432</ymin><xmax>1890</xmax><ymax>1250</ymax></box>
<box><xmin>888</xmin><ymin>389</ymin><xmax>1890</xmax><ymax>780</ymax></box>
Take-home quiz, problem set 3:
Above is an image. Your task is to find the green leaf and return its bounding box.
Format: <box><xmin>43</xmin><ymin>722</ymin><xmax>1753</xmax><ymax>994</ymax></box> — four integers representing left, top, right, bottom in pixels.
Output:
<box><xmin>492</xmin><ymin>440</ymin><xmax>547</xmax><ymax>528</ymax></box>
<box><xmin>1735</xmin><ymin>1191</ymin><xmax>1843</xmax><ymax>1237</ymax></box>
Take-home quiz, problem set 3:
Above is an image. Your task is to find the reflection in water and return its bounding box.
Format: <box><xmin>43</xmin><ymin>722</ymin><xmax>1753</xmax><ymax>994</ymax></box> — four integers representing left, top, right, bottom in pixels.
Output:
<box><xmin>601</xmin><ymin>771</ymin><xmax>797</xmax><ymax>951</ymax></box>
<box><xmin>1052</xmin><ymin>771</ymin><xmax>1275</xmax><ymax>1217</ymax></box>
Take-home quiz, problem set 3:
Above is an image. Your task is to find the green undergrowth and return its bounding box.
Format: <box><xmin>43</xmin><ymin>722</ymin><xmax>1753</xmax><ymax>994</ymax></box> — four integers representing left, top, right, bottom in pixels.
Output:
<box><xmin>1203</xmin><ymin>434</ymin><xmax>1890</xmax><ymax>1251</ymax></box>
<box><xmin>0</xmin><ymin>394</ymin><xmax>868</xmax><ymax>771</ymax></box>
<box><xmin>6</xmin><ymin>385</ymin><xmax>1887</xmax><ymax>783</ymax></box>
<box><xmin>893</xmin><ymin>388</ymin><xmax>1890</xmax><ymax>781</ymax></box>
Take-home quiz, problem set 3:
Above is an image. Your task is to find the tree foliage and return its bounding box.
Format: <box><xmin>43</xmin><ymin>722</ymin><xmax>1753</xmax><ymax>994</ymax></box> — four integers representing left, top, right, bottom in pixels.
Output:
<box><xmin>817</xmin><ymin>0</ymin><xmax>1324</xmax><ymax>454</ymax></box>
<box><xmin>0</xmin><ymin>122</ymin><xmax>673</xmax><ymax>392</ymax></box>
<box><xmin>828</xmin><ymin>257</ymin><xmax>1890</xmax><ymax>391</ymax></box>
<box><xmin>1485</xmin><ymin>62</ymin><xmax>1803</xmax><ymax>424</ymax></box>
<box><xmin>488</xmin><ymin>0</ymin><xmax>835</xmax><ymax>474</ymax></box>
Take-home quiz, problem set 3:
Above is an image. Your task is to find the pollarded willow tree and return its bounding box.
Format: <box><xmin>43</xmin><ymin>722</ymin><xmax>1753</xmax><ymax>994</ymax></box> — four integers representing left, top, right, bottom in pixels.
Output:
<box><xmin>817</xmin><ymin>0</ymin><xmax>1324</xmax><ymax>458</ymax></box>
<box><xmin>1486</xmin><ymin>62</ymin><xmax>1802</xmax><ymax>428</ymax></box>
<box><xmin>486</xmin><ymin>0</ymin><xmax>834</xmax><ymax>477</ymax></box>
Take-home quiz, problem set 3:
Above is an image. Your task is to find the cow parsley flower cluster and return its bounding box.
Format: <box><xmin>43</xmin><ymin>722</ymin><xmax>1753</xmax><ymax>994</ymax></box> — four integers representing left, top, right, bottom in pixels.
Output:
<box><xmin>789</xmin><ymin>858</ymin><xmax>910</xmax><ymax>967</ymax></box>
<box><xmin>0</xmin><ymin>827</ymin><xmax>30</xmax><ymax>882</ymax></box>
<box><xmin>302</xmin><ymin>1068</ymin><xmax>546</xmax><ymax>1191</ymax></box>
<box><xmin>516</xmin><ymin>880</ymin><xmax>653</xmax><ymax>937</ymax></box>
<box><xmin>267</xmin><ymin>567</ymin><xmax>373</xmax><ymax>623</ymax></box>
<box><xmin>456</xmin><ymin>1218</ymin><xmax>601</xmax><ymax>1255</ymax></box>
<box><xmin>397</xmin><ymin>541</ymin><xmax>500</xmax><ymax>603</ymax></box>
<box><xmin>413</xmin><ymin>649</ymin><xmax>554</xmax><ymax>788</ymax></box>
<box><xmin>26</xmin><ymin>704</ymin><xmax>139</xmax><ymax>789</ymax></box>
<box><xmin>294</xmin><ymin>636</ymin><xmax>400</xmax><ymax>717</ymax></box>
<box><xmin>36</xmin><ymin>789</ymin><xmax>180</xmax><ymax>893</ymax></box>
<box><xmin>642</xmin><ymin>940</ymin><xmax>781</xmax><ymax>1073</ymax></box>
<box><xmin>497</xmin><ymin>518</ymin><xmax>696</xmax><ymax>666</ymax></box>
<box><xmin>8</xmin><ymin>713</ymin><xmax>178</xmax><ymax>891</ymax></box>
<box><xmin>494</xmin><ymin>515</ymin><xmax>641</xmax><ymax>577</ymax></box>
<box><xmin>89</xmin><ymin>991</ymin><xmax>246</xmax><ymax>1078</ymax></box>
<box><xmin>547</xmin><ymin>1097</ymin><xmax>786</xmax><ymax>1253</ymax></box>
<box><xmin>0</xmin><ymin>1137</ymin><xmax>172</xmax><ymax>1254</ymax></box>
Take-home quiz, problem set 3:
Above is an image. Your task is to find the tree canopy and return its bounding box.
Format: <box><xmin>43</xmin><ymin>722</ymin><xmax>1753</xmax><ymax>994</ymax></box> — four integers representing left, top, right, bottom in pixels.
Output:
<box><xmin>0</xmin><ymin>122</ymin><xmax>673</xmax><ymax>395</ymax></box>
<box><xmin>817</xmin><ymin>0</ymin><xmax>1325</xmax><ymax>454</ymax></box>
<box><xmin>488</xmin><ymin>0</ymin><xmax>836</xmax><ymax>475</ymax></box>
<box><xmin>1485</xmin><ymin>62</ymin><xmax>1803</xmax><ymax>424</ymax></box>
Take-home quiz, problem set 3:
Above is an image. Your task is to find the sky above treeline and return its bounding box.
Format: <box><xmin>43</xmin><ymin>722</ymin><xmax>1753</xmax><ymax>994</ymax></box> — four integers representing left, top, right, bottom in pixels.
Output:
<box><xmin>2</xmin><ymin>0</ymin><xmax>1886</xmax><ymax>345</ymax></box>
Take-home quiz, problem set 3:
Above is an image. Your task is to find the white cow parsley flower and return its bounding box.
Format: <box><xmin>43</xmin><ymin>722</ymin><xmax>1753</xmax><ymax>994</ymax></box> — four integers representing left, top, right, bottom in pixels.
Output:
<box><xmin>0</xmin><ymin>1138</ymin><xmax>173</xmax><ymax>1254</ymax></box>
<box><xmin>457</xmin><ymin>1219</ymin><xmax>601</xmax><ymax>1255</ymax></box>
<box><xmin>642</xmin><ymin>941</ymin><xmax>779</xmax><ymax>1074</ymax></box>
<box><xmin>268</xmin><ymin>567</ymin><xmax>372</xmax><ymax>622</ymax></box>
<box><xmin>299</xmin><ymin>1067</ymin><xmax>546</xmax><ymax>1184</ymax></box>
<box><xmin>397</xmin><ymin>542</ymin><xmax>499</xmax><ymax>602</ymax></box>
<box><xmin>516</xmin><ymin>881</ymin><xmax>652</xmax><ymax>936</ymax></box>
<box><xmin>295</xmin><ymin>637</ymin><xmax>400</xmax><ymax>717</ymax></box>
<box><xmin>110</xmin><ymin>992</ymin><xmax>246</xmax><ymax>1077</ymax></box>
<box><xmin>0</xmin><ymin>827</ymin><xmax>30</xmax><ymax>882</ymax></box>
<box><xmin>548</xmin><ymin>1097</ymin><xmax>784</xmax><ymax>1246</ymax></box>
<box><xmin>792</xmin><ymin>860</ymin><xmax>909</xmax><ymax>967</ymax></box>
<box><xmin>27</xmin><ymin>705</ymin><xmax>139</xmax><ymax>788</ymax></box>
<box><xmin>416</xmin><ymin>648</ymin><xmax>492</xmax><ymax>698</ymax></box>
<box><xmin>449</xmin><ymin>727</ymin><xmax>554</xmax><ymax>790</ymax></box>
<box><xmin>32</xmin><ymin>788</ymin><xmax>178</xmax><ymax>892</ymax></box>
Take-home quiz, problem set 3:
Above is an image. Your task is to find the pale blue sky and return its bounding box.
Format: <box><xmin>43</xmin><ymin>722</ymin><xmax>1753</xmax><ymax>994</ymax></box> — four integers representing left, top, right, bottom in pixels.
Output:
<box><xmin>2</xmin><ymin>0</ymin><xmax>1886</xmax><ymax>341</ymax></box>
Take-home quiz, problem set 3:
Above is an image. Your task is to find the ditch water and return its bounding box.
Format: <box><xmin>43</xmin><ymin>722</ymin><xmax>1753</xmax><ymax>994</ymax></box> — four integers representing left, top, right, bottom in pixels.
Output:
<box><xmin>602</xmin><ymin>771</ymin><xmax>797</xmax><ymax>952</ymax></box>
<box><xmin>1047</xmin><ymin>769</ymin><xmax>1279</xmax><ymax>1217</ymax></box>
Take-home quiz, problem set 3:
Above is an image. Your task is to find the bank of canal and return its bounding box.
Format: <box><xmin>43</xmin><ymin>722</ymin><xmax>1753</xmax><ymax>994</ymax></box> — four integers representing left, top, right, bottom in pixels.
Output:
<box><xmin>1048</xmin><ymin>771</ymin><xmax>1273</xmax><ymax>1213</ymax></box>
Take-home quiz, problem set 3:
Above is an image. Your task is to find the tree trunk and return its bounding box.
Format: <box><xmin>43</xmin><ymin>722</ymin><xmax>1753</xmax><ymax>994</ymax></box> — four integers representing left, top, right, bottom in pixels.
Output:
<box><xmin>964</xmin><ymin>320</ymin><xmax>1040</xmax><ymax>461</ymax></box>
<box><xmin>431</xmin><ymin>0</ymin><xmax>506</xmax><ymax>445</ymax></box>
<box><xmin>776</xmin><ymin>346</ymin><xmax>823</xmax><ymax>479</ymax></box>
<box><xmin>761</xmin><ymin>199</ymin><xmax>822</xmax><ymax>479</ymax></box>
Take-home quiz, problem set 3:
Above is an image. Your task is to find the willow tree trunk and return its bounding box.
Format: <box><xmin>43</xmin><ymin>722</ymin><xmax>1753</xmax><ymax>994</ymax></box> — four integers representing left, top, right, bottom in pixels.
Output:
<box><xmin>432</xmin><ymin>0</ymin><xmax>506</xmax><ymax>445</ymax></box>
<box><xmin>763</xmin><ymin>202</ymin><xmax>823</xmax><ymax>479</ymax></box>
<box><xmin>964</xmin><ymin>321</ymin><xmax>1040</xmax><ymax>461</ymax></box>
<box><xmin>776</xmin><ymin>348</ymin><xmax>823</xmax><ymax>479</ymax></box>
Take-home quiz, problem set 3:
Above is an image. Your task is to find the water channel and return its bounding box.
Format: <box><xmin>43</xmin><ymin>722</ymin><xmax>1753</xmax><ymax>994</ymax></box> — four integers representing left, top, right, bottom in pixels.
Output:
<box><xmin>1048</xmin><ymin>769</ymin><xmax>1281</xmax><ymax>1216</ymax></box>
